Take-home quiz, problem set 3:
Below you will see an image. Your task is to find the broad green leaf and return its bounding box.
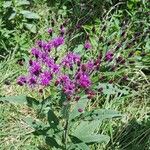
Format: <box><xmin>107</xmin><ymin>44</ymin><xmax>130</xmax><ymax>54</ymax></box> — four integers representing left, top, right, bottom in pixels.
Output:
<box><xmin>20</xmin><ymin>10</ymin><xmax>40</xmax><ymax>19</ymax></box>
<box><xmin>45</xmin><ymin>136</ymin><xmax>64</xmax><ymax>149</ymax></box>
<box><xmin>47</xmin><ymin>109</ymin><xmax>59</xmax><ymax>126</ymax></box>
<box><xmin>0</xmin><ymin>95</ymin><xmax>39</xmax><ymax>109</ymax></box>
<box><xmin>68</xmin><ymin>142</ymin><xmax>89</xmax><ymax>150</ymax></box>
<box><xmin>78</xmin><ymin>134</ymin><xmax>110</xmax><ymax>144</ymax></box>
<box><xmin>82</xmin><ymin>109</ymin><xmax>122</xmax><ymax>121</ymax></box>
<box><xmin>69</xmin><ymin>95</ymin><xmax>88</xmax><ymax>121</ymax></box>
<box><xmin>24</xmin><ymin>116</ymin><xmax>48</xmax><ymax>130</ymax></box>
<box><xmin>97</xmin><ymin>83</ymin><xmax>129</xmax><ymax>95</ymax></box>
<box><xmin>76</xmin><ymin>143</ymin><xmax>89</xmax><ymax>150</ymax></box>
<box><xmin>24</xmin><ymin>23</ymin><xmax>37</xmax><ymax>33</ymax></box>
<box><xmin>72</xmin><ymin>120</ymin><xmax>102</xmax><ymax>136</ymax></box>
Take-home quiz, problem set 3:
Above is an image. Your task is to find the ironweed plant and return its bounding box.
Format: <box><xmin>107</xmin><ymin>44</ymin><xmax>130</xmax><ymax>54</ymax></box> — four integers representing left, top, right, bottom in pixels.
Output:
<box><xmin>10</xmin><ymin>24</ymin><xmax>124</xmax><ymax>149</ymax></box>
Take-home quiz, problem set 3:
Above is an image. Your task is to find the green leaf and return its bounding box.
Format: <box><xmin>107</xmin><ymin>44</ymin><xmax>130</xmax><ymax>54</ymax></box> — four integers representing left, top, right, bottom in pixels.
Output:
<box><xmin>24</xmin><ymin>116</ymin><xmax>48</xmax><ymax>130</ymax></box>
<box><xmin>69</xmin><ymin>95</ymin><xmax>88</xmax><ymax>121</ymax></box>
<box><xmin>47</xmin><ymin>109</ymin><xmax>59</xmax><ymax>126</ymax></box>
<box><xmin>70</xmin><ymin>33</ymin><xmax>83</xmax><ymax>42</ymax></box>
<box><xmin>68</xmin><ymin>142</ymin><xmax>89</xmax><ymax>150</ymax></box>
<box><xmin>74</xmin><ymin>44</ymin><xmax>84</xmax><ymax>54</ymax></box>
<box><xmin>17</xmin><ymin>0</ymin><xmax>30</xmax><ymax>6</ymax></box>
<box><xmin>78</xmin><ymin>134</ymin><xmax>110</xmax><ymax>144</ymax></box>
<box><xmin>45</xmin><ymin>136</ymin><xmax>63</xmax><ymax>149</ymax></box>
<box><xmin>0</xmin><ymin>95</ymin><xmax>39</xmax><ymax>109</ymax></box>
<box><xmin>3</xmin><ymin>1</ymin><xmax>12</xmax><ymax>8</ymax></box>
<box><xmin>72</xmin><ymin>120</ymin><xmax>102</xmax><ymax>137</ymax></box>
<box><xmin>76</xmin><ymin>143</ymin><xmax>89</xmax><ymax>150</ymax></box>
<box><xmin>24</xmin><ymin>23</ymin><xmax>37</xmax><ymax>33</ymax></box>
<box><xmin>82</xmin><ymin>109</ymin><xmax>122</xmax><ymax>121</ymax></box>
<box><xmin>20</xmin><ymin>10</ymin><xmax>40</xmax><ymax>19</ymax></box>
<box><xmin>97</xmin><ymin>83</ymin><xmax>129</xmax><ymax>95</ymax></box>
<box><xmin>9</xmin><ymin>12</ymin><xmax>16</xmax><ymax>20</ymax></box>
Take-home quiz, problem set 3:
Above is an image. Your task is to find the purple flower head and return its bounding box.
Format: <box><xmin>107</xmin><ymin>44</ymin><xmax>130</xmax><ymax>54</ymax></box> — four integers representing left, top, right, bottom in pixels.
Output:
<box><xmin>40</xmin><ymin>71</ymin><xmax>52</xmax><ymax>86</ymax></box>
<box><xmin>36</xmin><ymin>41</ymin><xmax>51</xmax><ymax>52</ymax></box>
<box><xmin>51</xmin><ymin>64</ymin><xmax>60</xmax><ymax>73</ymax></box>
<box><xmin>86</xmin><ymin>60</ymin><xmax>94</xmax><ymax>70</ymax></box>
<box><xmin>28</xmin><ymin>76</ymin><xmax>37</xmax><ymax>85</ymax></box>
<box><xmin>62</xmin><ymin>52</ymin><xmax>80</xmax><ymax>68</ymax></box>
<box><xmin>63</xmin><ymin>81</ymin><xmax>75</xmax><ymax>95</ymax></box>
<box><xmin>31</xmin><ymin>48</ymin><xmax>41</xmax><ymax>59</ymax></box>
<box><xmin>45</xmin><ymin>57</ymin><xmax>55</xmax><ymax>68</ymax></box>
<box><xmin>84</xmin><ymin>40</ymin><xmax>91</xmax><ymax>50</ymax></box>
<box><xmin>17</xmin><ymin>76</ymin><xmax>26</xmax><ymax>86</ymax></box>
<box><xmin>52</xmin><ymin>36</ymin><xmax>64</xmax><ymax>48</ymax></box>
<box><xmin>40</xmin><ymin>52</ymin><xmax>49</xmax><ymax>62</ymax></box>
<box><xmin>59</xmin><ymin>74</ymin><xmax>70</xmax><ymax>83</ymax></box>
<box><xmin>43</xmin><ymin>43</ymin><xmax>52</xmax><ymax>52</ymax></box>
<box><xmin>36</xmin><ymin>40</ymin><xmax>45</xmax><ymax>48</ymax></box>
<box><xmin>29</xmin><ymin>61</ymin><xmax>41</xmax><ymax>76</ymax></box>
<box><xmin>76</xmin><ymin>72</ymin><xmax>91</xmax><ymax>88</ymax></box>
<box><xmin>105</xmin><ymin>51</ymin><xmax>114</xmax><ymax>61</ymax></box>
<box><xmin>58</xmin><ymin>74</ymin><xmax>75</xmax><ymax>95</ymax></box>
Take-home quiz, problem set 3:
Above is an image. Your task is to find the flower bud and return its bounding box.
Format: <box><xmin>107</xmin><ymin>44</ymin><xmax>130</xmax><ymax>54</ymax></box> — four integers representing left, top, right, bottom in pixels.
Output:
<box><xmin>81</xmin><ymin>64</ymin><xmax>86</xmax><ymax>72</ymax></box>
<box><xmin>109</xmin><ymin>79</ymin><xmax>113</xmax><ymax>84</ymax></box>
<box><xmin>55</xmin><ymin>80</ymin><xmax>59</xmax><ymax>86</ymax></box>
<box><xmin>98</xmin><ymin>87</ymin><xmax>103</xmax><ymax>93</ymax></box>
<box><xmin>78</xmin><ymin>108</ymin><xmax>83</xmax><ymax>113</ymax></box>
<box><xmin>75</xmin><ymin>96</ymin><xmax>80</xmax><ymax>101</ymax></box>
<box><xmin>39</xmin><ymin>89</ymin><xmax>43</xmax><ymax>94</ymax></box>
<box><xmin>4</xmin><ymin>80</ymin><xmax>11</xmax><ymax>85</ymax></box>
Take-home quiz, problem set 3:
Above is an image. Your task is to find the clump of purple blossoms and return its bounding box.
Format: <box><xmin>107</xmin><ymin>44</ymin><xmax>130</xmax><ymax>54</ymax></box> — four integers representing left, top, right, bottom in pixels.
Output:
<box><xmin>17</xmin><ymin>27</ymin><xmax>119</xmax><ymax>101</ymax></box>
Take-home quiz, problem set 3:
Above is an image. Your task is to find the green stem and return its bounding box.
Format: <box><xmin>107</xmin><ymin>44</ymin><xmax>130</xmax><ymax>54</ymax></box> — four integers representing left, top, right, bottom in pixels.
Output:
<box><xmin>64</xmin><ymin>119</ymin><xmax>69</xmax><ymax>149</ymax></box>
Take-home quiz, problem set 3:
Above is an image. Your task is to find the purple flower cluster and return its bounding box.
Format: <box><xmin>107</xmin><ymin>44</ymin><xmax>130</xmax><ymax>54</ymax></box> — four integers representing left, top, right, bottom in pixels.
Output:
<box><xmin>40</xmin><ymin>71</ymin><xmax>52</xmax><ymax>86</ymax></box>
<box><xmin>18</xmin><ymin>27</ymin><xmax>119</xmax><ymax>101</ymax></box>
<box><xmin>58</xmin><ymin>75</ymin><xmax>75</xmax><ymax>95</ymax></box>
<box><xmin>61</xmin><ymin>52</ymin><xmax>80</xmax><ymax>68</ymax></box>
<box><xmin>17</xmin><ymin>33</ymin><xmax>65</xmax><ymax>87</ymax></box>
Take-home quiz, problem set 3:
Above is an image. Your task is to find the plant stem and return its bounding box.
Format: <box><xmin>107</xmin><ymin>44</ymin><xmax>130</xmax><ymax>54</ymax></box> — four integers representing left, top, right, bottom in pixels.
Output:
<box><xmin>64</xmin><ymin>119</ymin><xmax>69</xmax><ymax>149</ymax></box>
